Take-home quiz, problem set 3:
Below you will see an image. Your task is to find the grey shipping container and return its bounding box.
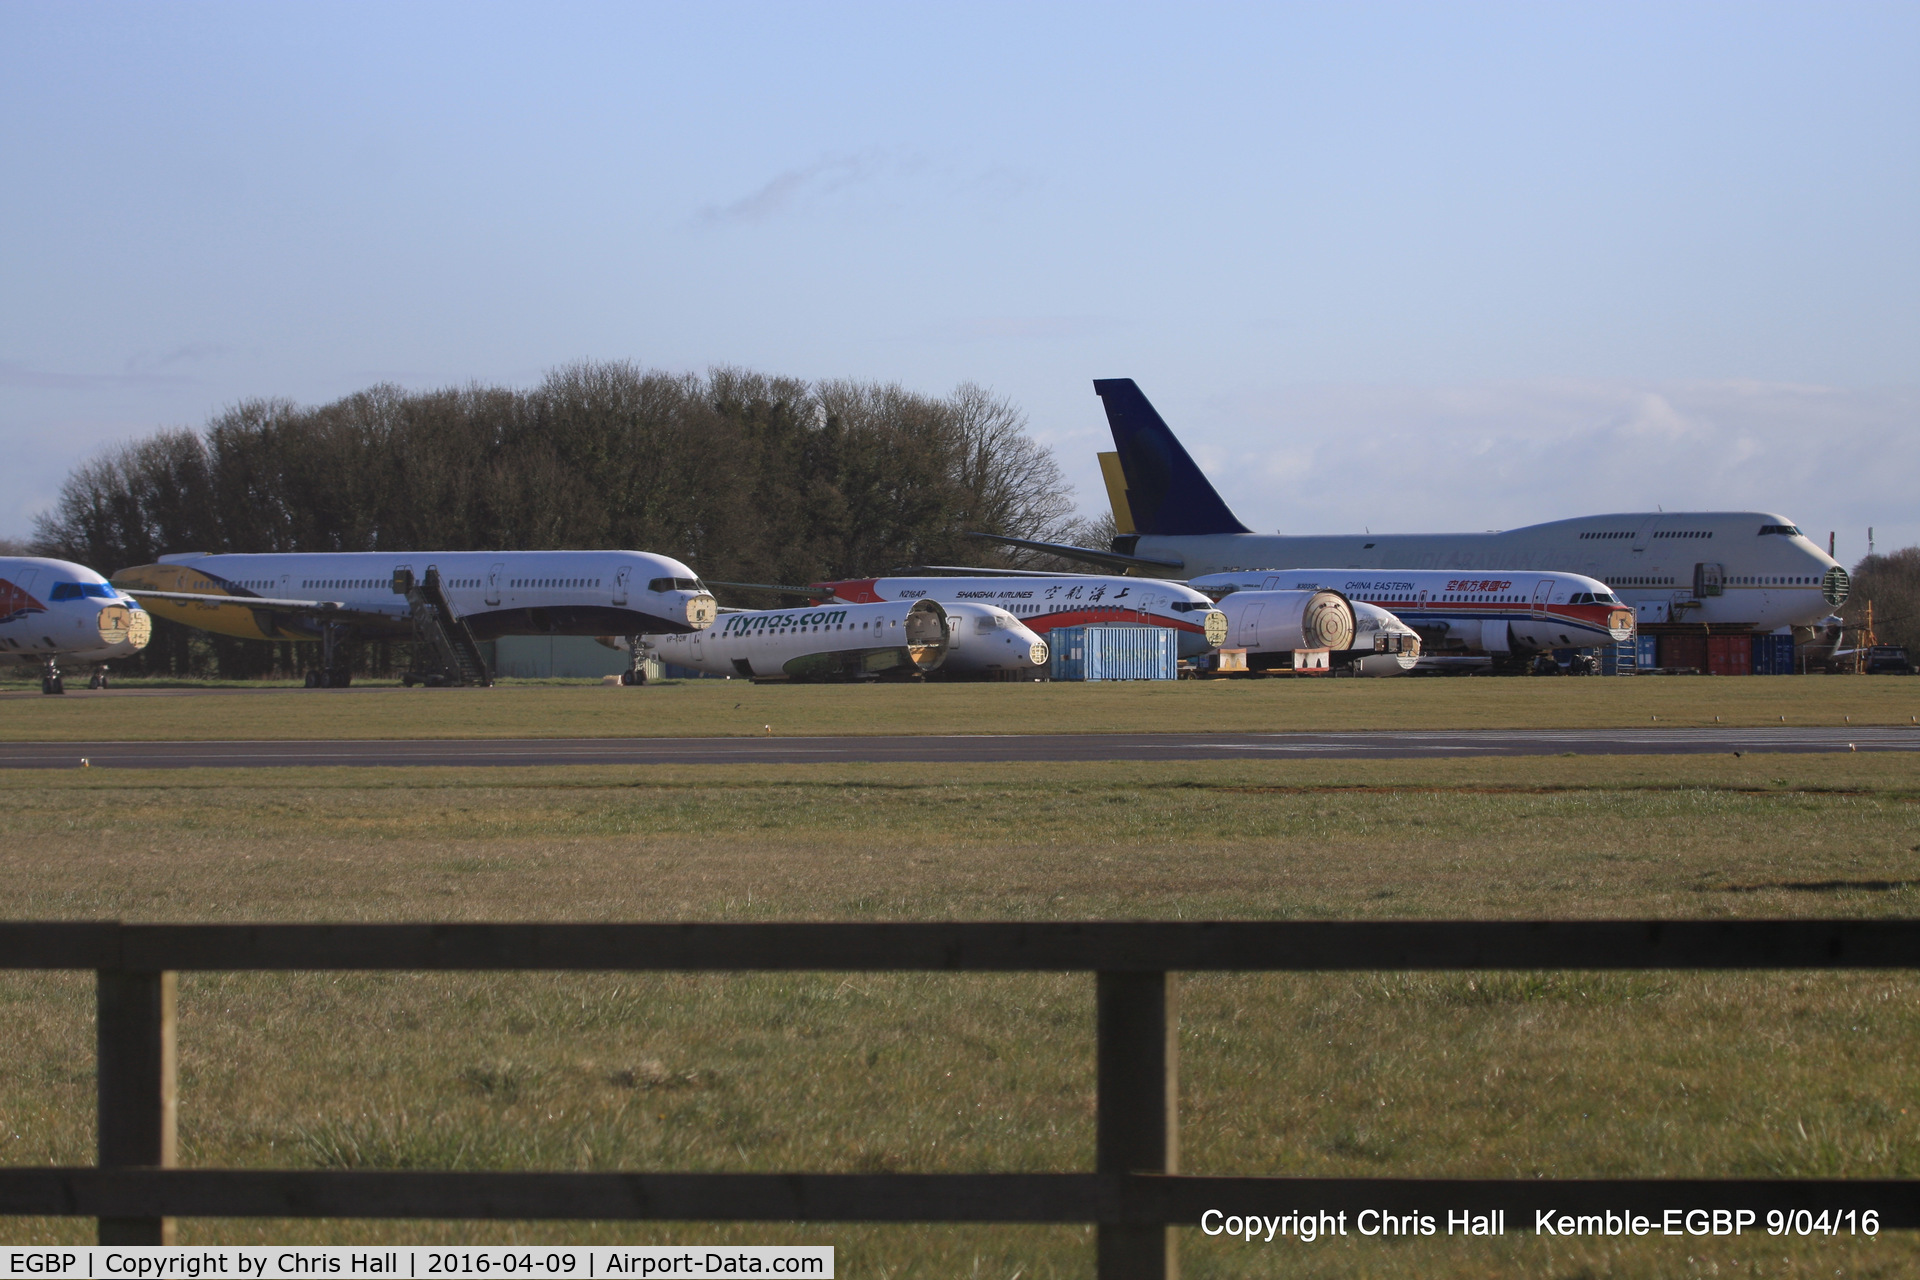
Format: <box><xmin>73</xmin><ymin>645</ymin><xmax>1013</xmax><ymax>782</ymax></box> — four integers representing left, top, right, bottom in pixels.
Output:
<box><xmin>1049</xmin><ymin>625</ymin><xmax>1178</xmax><ymax>681</ymax></box>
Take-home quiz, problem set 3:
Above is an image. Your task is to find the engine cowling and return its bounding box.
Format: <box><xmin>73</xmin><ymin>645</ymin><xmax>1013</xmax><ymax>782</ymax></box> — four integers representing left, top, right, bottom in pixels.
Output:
<box><xmin>1215</xmin><ymin>589</ymin><xmax>1356</xmax><ymax>654</ymax></box>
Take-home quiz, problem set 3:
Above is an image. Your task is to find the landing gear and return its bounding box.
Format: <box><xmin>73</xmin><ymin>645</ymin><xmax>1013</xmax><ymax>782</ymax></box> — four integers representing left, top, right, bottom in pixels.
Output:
<box><xmin>621</xmin><ymin>636</ymin><xmax>650</xmax><ymax>685</ymax></box>
<box><xmin>40</xmin><ymin>657</ymin><xmax>64</xmax><ymax>695</ymax></box>
<box><xmin>305</xmin><ymin>623</ymin><xmax>354</xmax><ymax>688</ymax></box>
<box><xmin>88</xmin><ymin>666</ymin><xmax>109</xmax><ymax>690</ymax></box>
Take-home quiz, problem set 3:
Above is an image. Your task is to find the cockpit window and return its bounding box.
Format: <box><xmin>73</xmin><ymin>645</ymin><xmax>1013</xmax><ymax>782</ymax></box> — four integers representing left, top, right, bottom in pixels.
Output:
<box><xmin>1758</xmin><ymin>524</ymin><xmax>1803</xmax><ymax>537</ymax></box>
<box><xmin>49</xmin><ymin>582</ymin><xmax>115</xmax><ymax>601</ymax></box>
<box><xmin>648</xmin><ymin>577</ymin><xmax>706</xmax><ymax>593</ymax></box>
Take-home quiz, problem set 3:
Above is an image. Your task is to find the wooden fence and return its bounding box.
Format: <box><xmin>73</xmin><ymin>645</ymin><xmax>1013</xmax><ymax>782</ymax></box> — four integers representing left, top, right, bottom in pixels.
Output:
<box><xmin>3</xmin><ymin>919</ymin><xmax>1918</xmax><ymax>1278</ymax></box>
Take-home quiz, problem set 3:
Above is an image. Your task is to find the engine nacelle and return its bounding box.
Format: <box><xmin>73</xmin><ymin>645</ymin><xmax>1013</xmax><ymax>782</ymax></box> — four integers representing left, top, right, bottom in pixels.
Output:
<box><xmin>1214</xmin><ymin>589</ymin><xmax>1356</xmax><ymax>654</ymax></box>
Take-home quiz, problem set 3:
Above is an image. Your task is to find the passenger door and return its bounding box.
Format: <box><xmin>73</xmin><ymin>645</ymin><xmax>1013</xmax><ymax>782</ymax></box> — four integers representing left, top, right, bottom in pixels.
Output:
<box><xmin>613</xmin><ymin>567</ymin><xmax>630</xmax><ymax>606</ymax></box>
<box><xmin>486</xmin><ymin>563</ymin><xmax>504</xmax><ymax>606</ymax></box>
<box><xmin>1693</xmin><ymin>562</ymin><xmax>1725</xmax><ymax>599</ymax></box>
<box><xmin>1531</xmin><ymin>578</ymin><xmax>1555</xmax><ymax>617</ymax></box>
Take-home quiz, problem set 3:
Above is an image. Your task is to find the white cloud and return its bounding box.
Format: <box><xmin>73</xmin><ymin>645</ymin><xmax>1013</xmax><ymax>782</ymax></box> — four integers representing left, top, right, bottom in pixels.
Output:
<box><xmin>696</xmin><ymin>149</ymin><xmax>922</xmax><ymax>226</ymax></box>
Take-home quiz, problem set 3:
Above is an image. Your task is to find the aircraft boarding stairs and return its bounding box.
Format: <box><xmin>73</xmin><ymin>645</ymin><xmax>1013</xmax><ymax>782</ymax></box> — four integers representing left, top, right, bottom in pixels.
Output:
<box><xmin>394</xmin><ymin>567</ymin><xmax>493</xmax><ymax>687</ymax></box>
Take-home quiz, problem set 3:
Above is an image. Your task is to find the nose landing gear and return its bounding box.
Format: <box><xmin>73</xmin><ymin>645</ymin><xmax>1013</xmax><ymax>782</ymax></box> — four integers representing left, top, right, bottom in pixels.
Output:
<box><xmin>40</xmin><ymin>656</ymin><xmax>65</xmax><ymax>695</ymax></box>
<box><xmin>620</xmin><ymin>636</ymin><xmax>650</xmax><ymax>685</ymax></box>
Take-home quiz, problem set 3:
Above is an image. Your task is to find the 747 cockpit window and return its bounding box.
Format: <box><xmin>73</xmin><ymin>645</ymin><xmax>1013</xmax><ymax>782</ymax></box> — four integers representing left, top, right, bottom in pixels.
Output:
<box><xmin>1758</xmin><ymin>524</ymin><xmax>1803</xmax><ymax>536</ymax></box>
<box><xmin>649</xmin><ymin>577</ymin><xmax>706</xmax><ymax>593</ymax></box>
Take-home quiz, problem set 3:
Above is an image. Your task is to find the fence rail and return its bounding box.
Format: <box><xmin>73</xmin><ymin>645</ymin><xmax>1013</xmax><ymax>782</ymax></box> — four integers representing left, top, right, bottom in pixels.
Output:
<box><xmin>7</xmin><ymin>918</ymin><xmax>1920</xmax><ymax>971</ymax></box>
<box><xmin>3</xmin><ymin>919</ymin><xmax>1917</xmax><ymax>1279</ymax></box>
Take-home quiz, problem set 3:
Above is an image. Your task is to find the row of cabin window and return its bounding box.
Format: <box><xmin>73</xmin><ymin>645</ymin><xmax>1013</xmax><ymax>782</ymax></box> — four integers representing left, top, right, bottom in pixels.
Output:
<box><xmin>293</xmin><ymin>577</ymin><xmax>486</xmax><ymax>589</ymax></box>
<box><xmin>1582</xmin><ymin>526</ymin><xmax>1807</xmax><ymax>540</ymax></box>
<box><xmin>509</xmin><ymin>578</ymin><xmax>601</xmax><ymax>589</ymax></box>
<box><xmin>284</xmin><ymin>577</ymin><xmax>493</xmax><ymax>591</ymax></box>
<box><xmin>1578</xmin><ymin>530</ymin><xmax>1717</xmax><ymax>540</ymax></box>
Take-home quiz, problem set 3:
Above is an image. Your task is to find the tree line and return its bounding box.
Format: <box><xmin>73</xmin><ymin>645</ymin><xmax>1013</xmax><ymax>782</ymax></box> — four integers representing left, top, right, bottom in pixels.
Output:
<box><xmin>31</xmin><ymin>362</ymin><xmax>1081</xmax><ymax>675</ymax></box>
<box><xmin>1841</xmin><ymin>547</ymin><xmax>1920</xmax><ymax>655</ymax></box>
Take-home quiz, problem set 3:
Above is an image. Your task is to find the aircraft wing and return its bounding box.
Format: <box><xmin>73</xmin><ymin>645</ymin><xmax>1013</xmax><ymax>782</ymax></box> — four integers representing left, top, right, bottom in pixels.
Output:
<box><xmin>964</xmin><ymin>533</ymin><xmax>1186</xmax><ymax>574</ymax></box>
<box><xmin>121</xmin><ymin>589</ymin><xmax>410</xmax><ymax>624</ymax></box>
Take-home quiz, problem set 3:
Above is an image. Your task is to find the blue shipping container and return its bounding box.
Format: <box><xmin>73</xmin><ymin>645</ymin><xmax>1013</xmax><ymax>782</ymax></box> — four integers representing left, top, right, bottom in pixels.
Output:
<box><xmin>1636</xmin><ymin>634</ymin><xmax>1659</xmax><ymax>670</ymax></box>
<box><xmin>1049</xmin><ymin>625</ymin><xmax>1178</xmax><ymax>681</ymax></box>
<box><xmin>1601</xmin><ymin>641</ymin><xmax>1637</xmax><ymax>675</ymax></box>
<box><xmin>1751</xmin><ymin>633</ymin><xmax>1796</xmax><ymax>675</ymax></box>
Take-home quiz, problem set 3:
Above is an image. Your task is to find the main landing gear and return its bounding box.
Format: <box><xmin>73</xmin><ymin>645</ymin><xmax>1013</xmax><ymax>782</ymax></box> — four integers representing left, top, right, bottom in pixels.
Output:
<box><xmin>304</xmin><ymin>622</ymin><xmax>354</xmax><ymax>688</ymax></box>
<box><xmin>40</xmin><ymin>655</ymin><xmax>64</xmax><ymax>695</ymax></box>
<box><xmin>87</xmin><ymin>665</ymin><xmax>110</xmax><ymax>690</ymax></box>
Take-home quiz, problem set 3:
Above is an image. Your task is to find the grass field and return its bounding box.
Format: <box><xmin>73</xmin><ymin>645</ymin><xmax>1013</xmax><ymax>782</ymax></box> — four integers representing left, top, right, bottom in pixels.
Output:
<box><xmin>1</xmin><ymin>672</ymin><xmax>1917</xmax><ymax>741</ymax></box>
<box><xmin>4</xmin><ymin>753</ymin><xmax>1920</xmax><ymax>1275</ymax></box>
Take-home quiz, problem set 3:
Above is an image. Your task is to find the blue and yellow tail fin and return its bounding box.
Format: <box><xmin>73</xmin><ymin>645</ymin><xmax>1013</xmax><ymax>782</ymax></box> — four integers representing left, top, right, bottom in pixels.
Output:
<box><xmin>1092</xmin><ymin>379</ymin><xmax>1249</xmax><ymax>536</ymax></box>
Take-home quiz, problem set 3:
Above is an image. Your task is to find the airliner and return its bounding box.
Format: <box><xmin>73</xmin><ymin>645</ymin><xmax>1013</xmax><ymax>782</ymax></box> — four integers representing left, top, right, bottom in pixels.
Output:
<box><xmin>1195</xmin><ymin>569</ymin><xmax>1634</xmax><ymax>659</ymax></box>
<box><xmin>1</xmin><ymin>557</ymin><xmax>152</xmax><ymax>693</ymax></box>
<box><xmin>638</xmin><ymin>599</ymin><xmax>1048</xmax><ymax>681</ymax></box>
<box><xmin>975</xmin><ymin>379</ymin><xmax>1850</xmax><ymax>633</ymax></box>
<box><xmin>811</xmin><ymin>573</ymin><xmax>1228</xmax><ymax>659</ymax></box>
<box><xmin>113</xmin><ymin>550</ymin><xmax>718</xmax><ymax>686</ymax></box>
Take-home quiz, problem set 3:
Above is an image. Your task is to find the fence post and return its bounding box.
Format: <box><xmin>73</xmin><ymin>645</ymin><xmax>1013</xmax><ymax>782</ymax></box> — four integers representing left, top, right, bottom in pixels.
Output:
<box><xmin>1096</xmin><ymin>971</ymin><xmax>1178</xmax><ymax>1280</ymax></box>
<box><xmin>97</xmin><ymin>969</ymin><xmax>176</xmax><ymax>1245</ymax></box>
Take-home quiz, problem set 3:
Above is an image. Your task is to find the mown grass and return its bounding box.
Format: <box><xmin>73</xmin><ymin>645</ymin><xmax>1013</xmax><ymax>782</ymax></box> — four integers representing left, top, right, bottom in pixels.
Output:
<box><xmin>3</xmin><ymin>756</ymin><xmax>1919</xmax><ymax>1276</ymax></box>
<box><xmin>1</xmin><ymin>672</ymin><xmax>1917</xmax><ymax>741</ymax></box>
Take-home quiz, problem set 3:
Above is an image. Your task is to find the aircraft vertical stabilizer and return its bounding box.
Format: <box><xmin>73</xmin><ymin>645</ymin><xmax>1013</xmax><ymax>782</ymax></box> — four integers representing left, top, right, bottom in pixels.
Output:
<box><xmin>1092</xmin><ymin>379</ymin><xmax>1250</xmax><ymax>536</ymax></box>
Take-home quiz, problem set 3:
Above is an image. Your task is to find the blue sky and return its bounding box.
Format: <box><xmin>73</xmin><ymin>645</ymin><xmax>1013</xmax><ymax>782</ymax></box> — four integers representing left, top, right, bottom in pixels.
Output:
<box><xmin>3</xmin><ymin>2</ymin><xmax>1915</xmax><ymax>560</ymax></box>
